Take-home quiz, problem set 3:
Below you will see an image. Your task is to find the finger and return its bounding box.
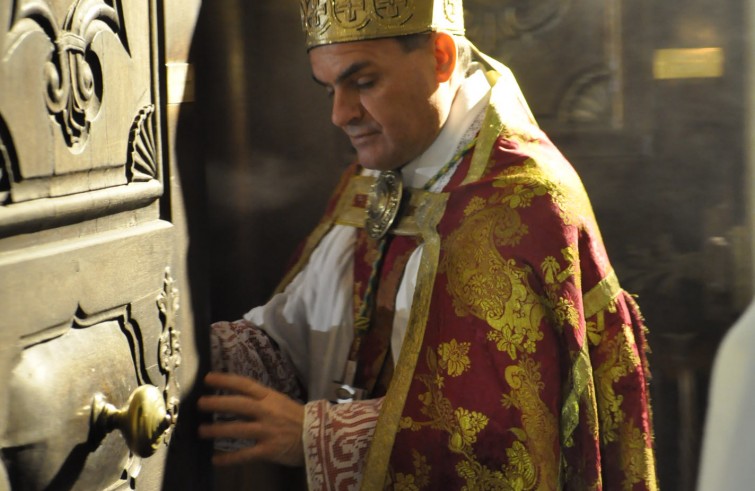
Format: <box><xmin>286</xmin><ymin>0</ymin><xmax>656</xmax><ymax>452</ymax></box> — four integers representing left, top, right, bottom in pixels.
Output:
<box><xmin>197</xmin><ymin>394</ymin><xmax>259</xmax><ymax>419</ymax></box>
<box><xmin>204</xmin><ymin>372</ymin><xmax>268</xmax><ymax>398</ymax></box>
<box><xmin>198</xmin><ymin>421</ymin><xmax>263</xmax><ymax>440</ymax></box>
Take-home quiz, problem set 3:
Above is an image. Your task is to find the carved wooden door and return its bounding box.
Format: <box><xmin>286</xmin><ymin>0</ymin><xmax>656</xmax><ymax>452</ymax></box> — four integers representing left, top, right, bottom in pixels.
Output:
<box><xmin>0</xmin><ymin>1</ymin><xmax>205</xmax><ymax>489</ymax></box>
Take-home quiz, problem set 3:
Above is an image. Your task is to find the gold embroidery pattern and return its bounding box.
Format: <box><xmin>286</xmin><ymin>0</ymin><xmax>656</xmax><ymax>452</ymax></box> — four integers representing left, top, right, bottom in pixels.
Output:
<box><xmin>540</xmin><ymin>246</ymin><xmax>578</xmax><ymax>288</ymax></box>
<box><xmin>438</xmin><ymin>339</ymin><xmax>472</xmax><ymax>377</ymax></box>
<box><xmin>501</xmin><ymin>357</ymin><xmax>559</xmax><ymax>489</ymax></box>
<box><xmin>493</xmin><ymin>158</ymin><xmax>596</xmax><ymax>229</ymax></box>
<box><xmin>539</xmin><ymin>247</ymin><xmax>582</xmax><ymax>337</ymax></box>
<box><xmin>399</xmin><ymin>347</ymin><xmax>461</xmax><ymax>433</ymax></box>
<box><xmin>394</xmin><ymin>449</ymin><xmax>431</xmax><ymax>491</ymax></box>
<box><xmin>449</xmin><ymin>408</ymin><xmax>489</xmax><ymax>453</ymax></box>
<box><xmin>463</xmin><ymin>196</ymin><xmax>486</xmax><ymax>216</ymax></box>
<box><xmin>441</xmin><ymin>191</ymin><xmax>546</xmax><ymax>360</ymax></box>
<box><xmin>586</xmin><ymin>299</ymin><xmax>617</xmax><ymax>347</ymax></box>
<box><xmin>554</xmin><ymin>297</ymin><xmax>580</xmax><ymax>331</ymax></box>
<box><xmin>399</xmin><ymin>346</ymin><xmax>495</xmax><ymax>487</ymax></box>
<box><xmin>619</xmin><ymin>420</ymin><xmax>658</xmax><ymax>491</ymax></box>
<box><xmin>594</xmin><ymin>324</ymin><xmax>642</xmax><ymax>444</ymax></box>
<box><xmin>444</xmin><ymin>156</ymin><xmax>594</xmax><ymax>360</ymax></box>
<box><xmin>541</xmin><ymin>256</ymin><xmax>561</xmax><ymax>285</ymax></box>
<box><xmin>401</xmin><ymin>346</ymin><xmax>558</xmax><ymax>490</ymax></box>
<box><xmin>455</xmin><ymin>444</ymin><xmax>536</xmax><ymax>491</ymax></box>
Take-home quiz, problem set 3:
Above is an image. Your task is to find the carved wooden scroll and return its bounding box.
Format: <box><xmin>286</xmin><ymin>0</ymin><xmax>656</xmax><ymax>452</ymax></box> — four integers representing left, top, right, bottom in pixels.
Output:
<box><xmin>465</xmin><ymin>0</ymin><xmax>623</xmax><ymax>130</ymax></box>
<box><xmin>0</xmin><ymin>0</ymin><xmax>161</xmax><ymax>233</ymax></box>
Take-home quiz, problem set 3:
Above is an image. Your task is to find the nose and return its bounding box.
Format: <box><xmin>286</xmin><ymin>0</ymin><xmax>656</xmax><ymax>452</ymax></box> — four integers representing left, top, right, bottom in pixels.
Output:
<box><xmin>331</xmin><ymin>89</ymin><xmax>362</xmax><ymax>127</ymax></box>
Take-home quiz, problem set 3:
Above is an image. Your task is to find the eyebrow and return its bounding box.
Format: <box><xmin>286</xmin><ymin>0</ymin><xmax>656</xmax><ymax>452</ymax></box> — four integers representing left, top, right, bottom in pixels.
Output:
<box><xmin>312</xmin><ymin>61</ymin><xmax>371</xmax><ymax>87</ymax></box>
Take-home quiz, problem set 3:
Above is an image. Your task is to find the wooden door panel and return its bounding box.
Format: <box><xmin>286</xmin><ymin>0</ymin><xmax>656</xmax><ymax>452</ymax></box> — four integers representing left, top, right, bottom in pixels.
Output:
<box><xmin>0</xmin><ymin>0</ymin><xmax>199</xmax><ymax>489</ymax></box>
<box><xmin>7</xmin><ymin>320</ymin><xmax>153</xmax><ymax>491</ymax></box>
<box><xmin>0</xmin><ymin>223</ymin><xmax>181</xmax><ymax>490</ymax></box>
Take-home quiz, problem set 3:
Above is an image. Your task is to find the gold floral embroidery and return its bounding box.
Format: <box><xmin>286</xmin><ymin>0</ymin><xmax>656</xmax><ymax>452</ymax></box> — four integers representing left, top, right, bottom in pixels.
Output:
<box><xmin>444</xmin><ymin>157</ymin><xmax>595</xmax><ymax>361</ymax></box>
<box><xmin>541</xmin><ymin>256</ymin><xmax>561</xmax><ymax>285</ymax></box>
<box><xmin>401</xmin><ymin>347</ymin><xmax>475</xmax><ymax>441</ymax></box>
<box><xmin>554</xmin><ymin>297</ymin><xmax>580</xmax><ymax>331</ymax></box>
<box><xmin>455</xmin><ymin>457</ymin><xmax>534</xmax><ymax>491</ymax></box>
<box><xmin>394</xmin><ymin>474</ymin><xmax>420</xmax><ymax>491</ymax></box>
<box><xmin>464</xmin><ymin>196</ymin><xmax>486</xmax><ymax>216</ymax></box>
<box><xmin>586</xmin><ymin>299</ymin><xmax>616</xmax><ymax>346</ymax></box>
<box><xmin>402</xmin><ymin>348</ymin><xmax>556</xmax><ymax>490</ymax></box>
<box><xmin>540</xmin><ymin>247</ymin><xmax>582</xmax><ymax>334</ymax></box>
<box><xmin>559</xmin><ymin>245</ymin><xmax>579</xmax><ymax>285</ymax></box>
<box><xmin>507</xmin><ymin>182</ymin><xmax>548</xmax><ymax>208</ymax></box>
<box><xmin>450</xmin><ymin>408</ymin><xmax>489</xmax><ymax>453</ymax></box>
<box><xmin>394</xmin><ymin>449</ymin><xmax>431</xmax><ymax>491</ymax></box>
<box><xmin>619</xmin><ymin>420</ymin><xmax>658</xmax><ymax>491</ymax></box>
<box><xmin>441</xmin><ymin>201</ymin><xmax>546</xmax><ymax>359</ymax></box>
<box><xmin>438</xmin><ymin>339</ymin><xmax>472</xmax><ymax>377</ymax></box>
<box><xmin>586</xmin><ymin>319</ymin><xmax>602</xmax><ymax>346</ymax></box>
<box><xmin>594</xmin><ymin>323</ymin><xmax>642</xmax><ymax>444</ymax></box>
<box><xmin>505</xmin><ymin>441</ymin><xmax>538</xmax><ymax>489</ymax></box>
<box><xmin>404</xmin><ymin>348</ymin><xmax>455</xmax><ymax>432</ymax></box>
<box><xmin>493</xmin><ymin>158</ymin><xmax>596</xmax><ymax>228</ymax></box>
<box><xmin>501</xmin><ymin>357</ymin><xmax>559</xmax><ymax>488</ymax></box>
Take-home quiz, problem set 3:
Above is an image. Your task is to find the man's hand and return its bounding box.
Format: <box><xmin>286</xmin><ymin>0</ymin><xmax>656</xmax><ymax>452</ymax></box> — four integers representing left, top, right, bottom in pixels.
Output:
<box><xmin>197</xmin><ymin>371</ymin><xmax>305</xmax><ymax>467</ymax></box>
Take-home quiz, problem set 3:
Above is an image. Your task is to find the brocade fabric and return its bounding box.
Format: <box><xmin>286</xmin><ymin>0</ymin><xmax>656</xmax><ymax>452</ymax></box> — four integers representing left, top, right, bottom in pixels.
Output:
<box><xmin>287</xmin><ymin>128</ymin><xmax>657</xmax><ymax>489</ymax></box>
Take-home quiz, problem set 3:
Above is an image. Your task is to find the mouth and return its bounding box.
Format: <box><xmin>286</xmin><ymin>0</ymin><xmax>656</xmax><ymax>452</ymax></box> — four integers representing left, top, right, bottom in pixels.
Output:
<box><xmin>346</xmin><ymin>130</ymin><xmax>379</xmax><ymax>146</ymax></box>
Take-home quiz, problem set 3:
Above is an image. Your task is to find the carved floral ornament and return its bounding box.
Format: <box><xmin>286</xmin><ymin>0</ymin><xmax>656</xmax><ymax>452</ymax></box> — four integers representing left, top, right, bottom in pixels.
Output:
<box><xmin>128</xmin><ymin>105</ymin><xmax>158</xmax><ymax>182</ymax></box>
<box><xmin>157</xmin><ymin>267</ymin><xmax>182</xmax><ymax>443</ymax></box>
<box><xmin>0</xmin><ymin>1</ymin><xmax>161</xmax><ymax>210</ymax></box>
<box><xmin>11</xmin><ymin>0</ymin><xmax>125</xmax><ymax>150</ymax></box>
<box><xmin>465</xmin><ymin>0</ymin><xmax>572</xmax><ymax>39</ymax></box>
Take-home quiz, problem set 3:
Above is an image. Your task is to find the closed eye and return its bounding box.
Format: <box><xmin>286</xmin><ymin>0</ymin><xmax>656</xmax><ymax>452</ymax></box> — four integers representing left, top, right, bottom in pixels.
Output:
<box><xmin>355</xmin><ymin>79</ymin><xmax>375</xmax><ymax>90</ymax></box>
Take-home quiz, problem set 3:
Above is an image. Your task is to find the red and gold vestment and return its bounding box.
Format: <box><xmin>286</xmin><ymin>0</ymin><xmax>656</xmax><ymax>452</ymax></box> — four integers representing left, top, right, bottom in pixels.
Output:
<box><xmin>284</xmin><ymin>65</ymin><xmax>657</xmax><ymax>490</ymax></box>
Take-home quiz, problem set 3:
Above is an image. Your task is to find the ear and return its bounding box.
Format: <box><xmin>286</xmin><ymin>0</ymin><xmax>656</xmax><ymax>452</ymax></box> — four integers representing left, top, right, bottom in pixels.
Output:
<box><xmin>433</xmin><ymin>32</ymin><xmax>457</xmax><ymax>83</ymax></box>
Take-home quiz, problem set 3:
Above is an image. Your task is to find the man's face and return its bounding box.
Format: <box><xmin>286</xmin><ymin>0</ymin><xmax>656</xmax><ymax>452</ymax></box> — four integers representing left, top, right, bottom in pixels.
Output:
<box><xmin>309</xmin><ymin>37</ymin><xmax>443</xmax><ymax>171</ymax></box>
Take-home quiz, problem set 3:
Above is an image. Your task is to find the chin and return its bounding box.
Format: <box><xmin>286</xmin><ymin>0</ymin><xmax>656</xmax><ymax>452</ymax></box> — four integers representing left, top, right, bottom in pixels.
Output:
<box><xmin>358</xmin><ymin>154</ymin><xmax>403</xmax><ymax>172</ymax></box>
<box><xmin>360</xmin><ymin>162</ymin><xmax>384</xmax><ymax>171</ymax></box>
<box><xmin>357</xmin><ymin>156</ymin><xmax>387</xmax><ymax>171</ymax></box>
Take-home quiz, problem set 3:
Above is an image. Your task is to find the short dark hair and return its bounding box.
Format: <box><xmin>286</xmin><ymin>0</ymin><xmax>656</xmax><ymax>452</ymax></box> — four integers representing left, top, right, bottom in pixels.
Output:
<box><xmin>395</xmin><ymin>32</ymin><xmax>433</xmax><ymax>52</ymax></box>
<box><xmin>394</xmin><ymin>33</ymin><xmax>472</xmax><ymax>76</ymax></box>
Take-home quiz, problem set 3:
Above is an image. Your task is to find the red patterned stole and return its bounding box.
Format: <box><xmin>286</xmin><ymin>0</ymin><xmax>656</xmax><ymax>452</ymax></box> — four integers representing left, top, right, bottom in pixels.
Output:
<box><xmin>352</xmin><ymin>231</ymin><xmax>420</xmax><ymax>398</ymax></box>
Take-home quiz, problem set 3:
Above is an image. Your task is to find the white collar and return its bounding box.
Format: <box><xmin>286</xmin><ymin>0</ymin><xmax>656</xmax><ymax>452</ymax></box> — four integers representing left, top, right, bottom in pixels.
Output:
<box><xmin>400</xmin><ymin>66</ymin><xmax>491</xmax><ymax>189</ymax></box>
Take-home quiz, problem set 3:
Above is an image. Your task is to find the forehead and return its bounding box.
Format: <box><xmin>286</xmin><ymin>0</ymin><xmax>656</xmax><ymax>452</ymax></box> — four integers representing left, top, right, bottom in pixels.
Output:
<box><xmin>308</xmin><ymin>38</ymin><xmax>405</xmax><ymax>79</ymax></box>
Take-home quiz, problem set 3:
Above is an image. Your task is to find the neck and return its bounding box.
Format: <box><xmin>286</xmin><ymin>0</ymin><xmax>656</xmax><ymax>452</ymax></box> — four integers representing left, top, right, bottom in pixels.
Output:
<box><xmin>398</xmin><ymin>66</ymin><xmax>491</xmax><ymax>189</ymax></box>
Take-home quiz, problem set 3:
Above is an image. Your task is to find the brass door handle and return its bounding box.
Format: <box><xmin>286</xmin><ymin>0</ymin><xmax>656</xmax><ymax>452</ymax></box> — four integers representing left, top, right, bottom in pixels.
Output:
<box><xmin>91</xmin><ymin>385</ymin><xmax>174</xmax><ymax>457</ymax></box>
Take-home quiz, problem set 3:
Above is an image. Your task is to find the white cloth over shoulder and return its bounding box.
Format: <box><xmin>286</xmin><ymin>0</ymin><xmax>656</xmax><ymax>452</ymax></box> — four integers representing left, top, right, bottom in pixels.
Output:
<box><xmin>697</xmin><ymin>299</ymin><xmax>755</xmax><ymax>490</ymax></box>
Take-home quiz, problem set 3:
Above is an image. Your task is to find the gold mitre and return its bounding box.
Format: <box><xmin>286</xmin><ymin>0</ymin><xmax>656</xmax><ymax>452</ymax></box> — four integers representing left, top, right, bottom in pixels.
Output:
<box><xmin>300</xmin><ymin>0</ymin><xmax>465</xmax><ymax>50</ymax></box>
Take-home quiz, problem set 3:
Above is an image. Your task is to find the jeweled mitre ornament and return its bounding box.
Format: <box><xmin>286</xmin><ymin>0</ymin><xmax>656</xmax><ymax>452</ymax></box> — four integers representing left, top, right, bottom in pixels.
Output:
<box><xmin>300</xmin><ymin>0</ymin><xmax>465</xmax><ymax>49</ymax></box>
